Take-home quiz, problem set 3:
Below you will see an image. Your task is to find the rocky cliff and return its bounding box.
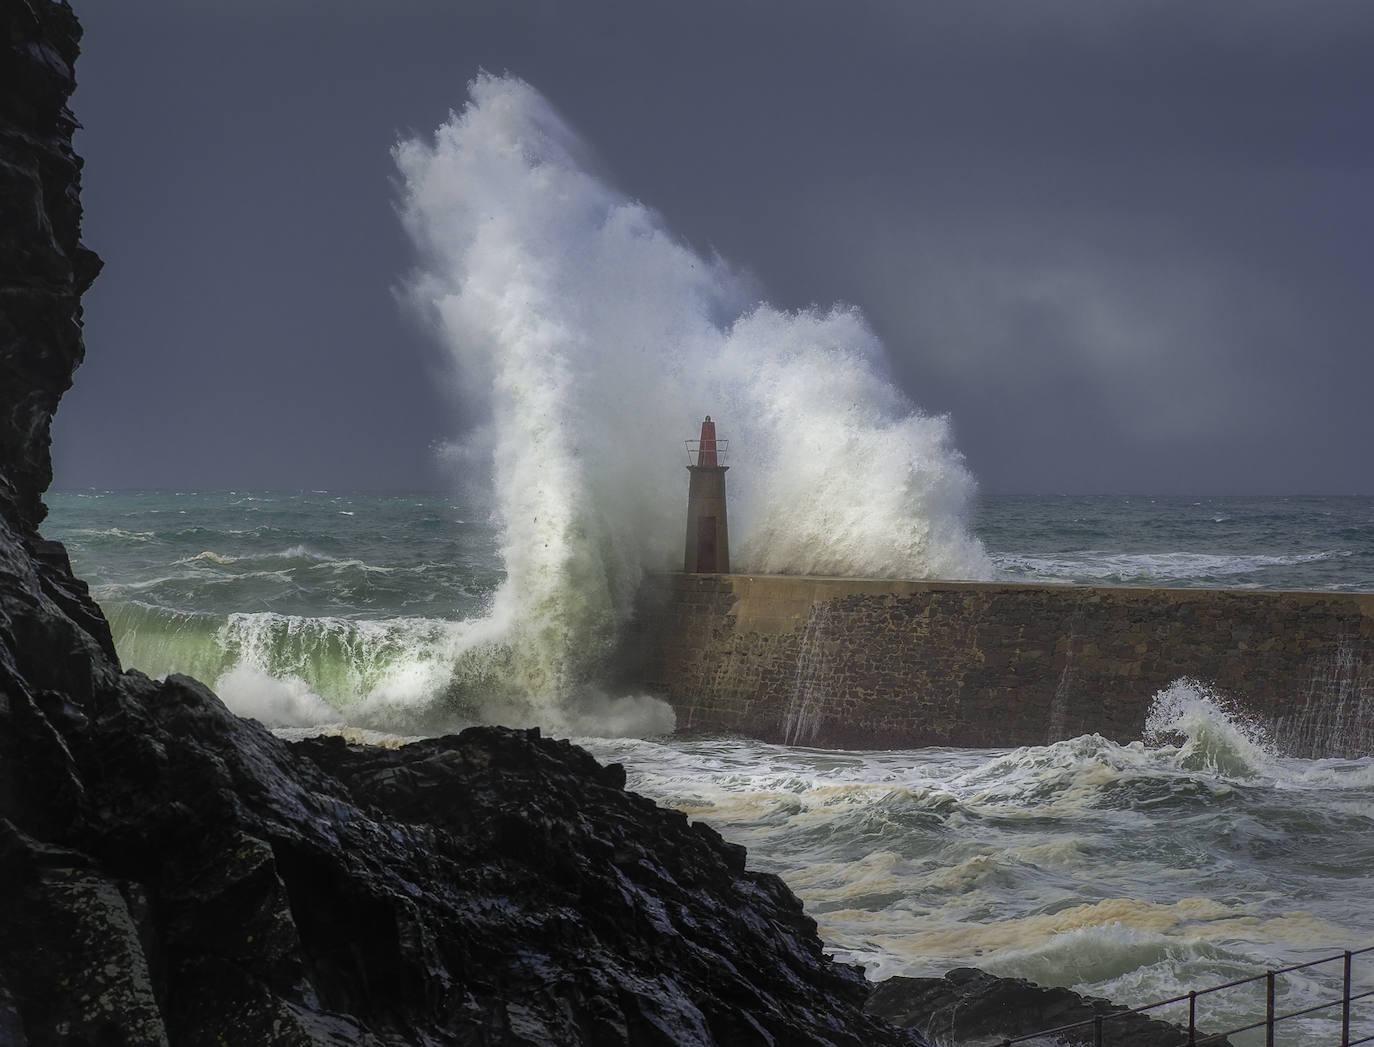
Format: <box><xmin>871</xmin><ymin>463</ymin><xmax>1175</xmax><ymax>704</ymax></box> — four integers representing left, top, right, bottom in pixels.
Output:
<box><xmin>0</xmin><ymin>3</ymin><xmax>929</xmax><ymax>1043</ymax></box>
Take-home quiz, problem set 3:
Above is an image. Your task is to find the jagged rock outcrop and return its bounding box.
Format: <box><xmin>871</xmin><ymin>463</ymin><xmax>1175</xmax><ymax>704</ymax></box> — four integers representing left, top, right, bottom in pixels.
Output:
<box><xmin>0</xmin><ymin>0</ymin><xmax>101</xmax><ymax>535</ymax></box>
<box><xmin>5</xmin><ymin>667</ymin><xmax>926</xmax><ymax>1045</ymax></box>
<box><xmin>0</xmin><ymin>3</ymin><xmax>930</xmax><ymax>1043</ymax></box>
<box><xmin>866</xmin><ymin>968</ymin><xmax>1232</xmax><ymax>1047</ymax></box>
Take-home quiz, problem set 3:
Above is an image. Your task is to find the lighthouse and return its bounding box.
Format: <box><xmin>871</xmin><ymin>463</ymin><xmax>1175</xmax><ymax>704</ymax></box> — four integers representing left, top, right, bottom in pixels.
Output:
<box><xmin>684</xmin><ymin>416</ymin><xmax>730</xmax><ymax>573</ymax></box>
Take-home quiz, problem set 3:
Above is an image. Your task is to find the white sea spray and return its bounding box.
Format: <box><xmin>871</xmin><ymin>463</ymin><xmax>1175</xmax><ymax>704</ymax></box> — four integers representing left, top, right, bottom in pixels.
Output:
<box><xmin>387</xmin><ymin>73</ymin><xmax>989</xmax><ymax>730</ymax></box>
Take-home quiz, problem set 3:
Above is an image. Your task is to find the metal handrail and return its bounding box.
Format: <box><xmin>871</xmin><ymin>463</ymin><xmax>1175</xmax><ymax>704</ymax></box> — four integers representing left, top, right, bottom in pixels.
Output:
<box><xmin>995</xmin><ymin>945</ymin><xmax>1374</xmax><ymax>1047</ymax></box>
<box><xmin>685</xmin><ymin>438</ymin><xmax>729</xmax><ymax>466</ymax></box>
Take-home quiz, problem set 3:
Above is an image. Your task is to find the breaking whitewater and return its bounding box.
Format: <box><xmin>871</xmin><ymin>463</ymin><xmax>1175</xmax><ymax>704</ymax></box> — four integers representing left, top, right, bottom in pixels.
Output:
<box><xmin>48</xmin><ymin>76</ymin><xmax>1374</xmax><ymax>1044</ymax></box>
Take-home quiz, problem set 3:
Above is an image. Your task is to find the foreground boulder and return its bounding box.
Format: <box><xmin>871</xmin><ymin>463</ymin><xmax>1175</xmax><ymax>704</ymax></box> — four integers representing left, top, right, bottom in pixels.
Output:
<box><xmin>5</xmin><ymin>670</ymin><xmax>926</xmax><ymax>1045</ymax></box>
<box><xmin>0</xmin><ymin>2</ymin><xmax>928</xmax><ymax>1043</ymax></box>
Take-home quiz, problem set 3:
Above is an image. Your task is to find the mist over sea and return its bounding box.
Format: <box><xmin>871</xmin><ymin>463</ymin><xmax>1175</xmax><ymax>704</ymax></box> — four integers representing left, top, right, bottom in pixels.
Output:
<box><xmin>44</xmin><ymin>75</ymin><xmax>1374</xmax><ymax>1045</ymax></box>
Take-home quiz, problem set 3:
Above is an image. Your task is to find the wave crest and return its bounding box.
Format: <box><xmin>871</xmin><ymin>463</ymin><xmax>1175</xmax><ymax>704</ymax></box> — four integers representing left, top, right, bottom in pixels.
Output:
<box><xmin>1144</xmin><ymin>678</ymin><xmax>1277</xmax><ymax>778</ymax></box>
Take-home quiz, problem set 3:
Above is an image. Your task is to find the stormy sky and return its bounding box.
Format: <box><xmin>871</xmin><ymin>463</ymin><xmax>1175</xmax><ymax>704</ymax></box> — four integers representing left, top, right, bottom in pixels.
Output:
<box><xmin>56</xmin><ymin>0</ymin><xmax>1374</xmax><ymax>495</ymax></box>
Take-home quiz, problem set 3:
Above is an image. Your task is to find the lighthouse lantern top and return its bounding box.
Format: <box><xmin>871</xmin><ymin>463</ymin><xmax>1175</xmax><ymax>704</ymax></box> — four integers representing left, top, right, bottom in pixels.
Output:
<box><xmin>685</xmin><ymin>415</ymin><xmax>729</xmax><ymax>467</ymax></box>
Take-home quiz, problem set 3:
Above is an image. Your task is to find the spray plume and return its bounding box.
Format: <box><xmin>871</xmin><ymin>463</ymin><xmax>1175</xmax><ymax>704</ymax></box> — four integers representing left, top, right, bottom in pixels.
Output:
<box><xmin>391</xmin><ymin>73</ymin><xmax>991</xmax><ymax>732</ymax></box>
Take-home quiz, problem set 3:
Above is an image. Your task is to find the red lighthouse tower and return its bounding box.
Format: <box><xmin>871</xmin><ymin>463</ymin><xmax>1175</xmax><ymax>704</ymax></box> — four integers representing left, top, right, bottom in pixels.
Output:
<box><xmin>684</xmin><ymin>416</ymin><xmax>730</xmax><ymax>573</ymax></box>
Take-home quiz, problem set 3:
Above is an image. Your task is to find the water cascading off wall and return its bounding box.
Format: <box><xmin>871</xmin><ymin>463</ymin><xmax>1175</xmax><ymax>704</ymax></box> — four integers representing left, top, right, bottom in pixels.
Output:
<box><xmin>1275</xmin><ymin>635</ymin><xmax>1374</xmax><ymax>757</ymax></box>
<box><xmin>784</xmin><ymin>605</ymin><xmax>833</xmax><ymax>746</ymax></box>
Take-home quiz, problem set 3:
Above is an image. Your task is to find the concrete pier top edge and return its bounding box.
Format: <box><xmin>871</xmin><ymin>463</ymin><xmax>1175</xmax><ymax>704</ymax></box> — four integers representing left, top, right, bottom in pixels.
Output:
<box><xmin>649</xmin><ymin>569</ymin><xmax>1374</xmax><ymax>603</ymax></box>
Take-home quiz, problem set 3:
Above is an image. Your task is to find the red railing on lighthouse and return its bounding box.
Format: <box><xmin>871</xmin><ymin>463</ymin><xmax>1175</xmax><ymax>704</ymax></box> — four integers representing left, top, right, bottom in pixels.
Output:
<box><xmin>685</xmin><ymin>415</ymin><xmax>729</xmax><ymax>467</ymax></box>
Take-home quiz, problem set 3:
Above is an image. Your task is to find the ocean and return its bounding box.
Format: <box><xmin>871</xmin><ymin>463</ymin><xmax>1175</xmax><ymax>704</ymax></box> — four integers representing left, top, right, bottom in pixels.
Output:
<box><xmin>43</xmin><ymin>73</ymin><xmax>1374</xmax><ymax>1046</ymax></box>
<box><xmin>43</xmin><ymin>490</ymin><xmax>1374</xmax><ymax>1045</ymax></box>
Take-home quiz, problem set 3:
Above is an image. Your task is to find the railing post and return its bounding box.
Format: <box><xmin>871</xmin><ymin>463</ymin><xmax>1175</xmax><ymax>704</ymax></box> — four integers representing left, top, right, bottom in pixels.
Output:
<box><xmin>1343</xmin><ymin>951</ymin><xmax>1353</xmax><ymax>1047</ymax></box>
<box><xmin>1188</xmin><ymin>990</ymin><xmax>1197</xmax><ymax>1047</ymax></box>
<box><xmin>1265</xmin><ymin>970</ymin><xmax>1276</xmax><ymax>1047</ymax></box>
<box><xmin>1094</xmin><ymin>1013</ymin><xmax>1104</xmax><ymax>1047</ymax></box>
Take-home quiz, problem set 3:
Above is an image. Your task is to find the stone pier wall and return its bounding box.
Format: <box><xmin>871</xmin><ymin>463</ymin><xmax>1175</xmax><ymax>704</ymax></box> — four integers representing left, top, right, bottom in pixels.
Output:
<box><xmin>619</xmin><ymin>574</ymin><xmax>1374</xmax><ymax>757</ymax></box>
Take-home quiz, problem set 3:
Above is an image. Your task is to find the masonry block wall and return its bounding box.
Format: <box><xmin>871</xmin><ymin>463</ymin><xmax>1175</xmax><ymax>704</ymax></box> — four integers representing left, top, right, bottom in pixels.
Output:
<box><xmin>619</xmin><ymin>575</ymin><xmax>1374</xmax><ymax>757</ymax></box>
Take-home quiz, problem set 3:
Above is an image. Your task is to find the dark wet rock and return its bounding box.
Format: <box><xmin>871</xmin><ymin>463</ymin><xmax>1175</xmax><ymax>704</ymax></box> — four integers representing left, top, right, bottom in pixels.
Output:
<box><xmin>5</xmin><ymin>660</ymin><xmax>933</xmax><ymax>1045</ymax></box>
<box><xmin>0</xmin><ymin>5</ymin><xmax>929</xmax><ymax>1042</ymax></box>
<box><xmin>0</xmin><ymin>0</ymin><xmax>101</xmax><ymax>535</ymax></box>
<box><xmin>867</xmin><ymin>968</ymin><xmax>1232</xmax><ymax>1047</ymax></box>
<box><xmin>11</xmin><ymin>658</ymin><xmax>923</xmax><ymax>1043</ymax></box>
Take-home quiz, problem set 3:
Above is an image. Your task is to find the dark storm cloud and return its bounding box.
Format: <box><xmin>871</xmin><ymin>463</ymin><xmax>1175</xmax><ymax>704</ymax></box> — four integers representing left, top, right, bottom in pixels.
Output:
<box><xmin>55</xmin><ymin>1</ymin><xmax>1374</xmax><ymax>494</ymax></box>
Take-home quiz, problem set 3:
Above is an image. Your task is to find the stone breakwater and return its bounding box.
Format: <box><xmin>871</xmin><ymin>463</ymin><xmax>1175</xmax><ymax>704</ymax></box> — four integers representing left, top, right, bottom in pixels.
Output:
<box><xmin>624</xmin><ymin>573</ymin><xmax>1374</xmax><ymax>757</ymax></box>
